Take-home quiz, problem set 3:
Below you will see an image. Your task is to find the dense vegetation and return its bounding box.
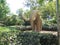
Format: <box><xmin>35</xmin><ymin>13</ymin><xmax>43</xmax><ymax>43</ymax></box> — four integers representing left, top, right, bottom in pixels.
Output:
<box><xmin>0</xmin><ymin>27</ymin><xmax>58</xmax><ymax>45</ymax></box>
<box><xmin>0</xmin><ymin>0</ymin><xmax>59</xmax><ymax>45</ymax></box>
<box><xmin>0</xmin><ymin>0</ymin><xmax>58</xmax><ymax>26</ymax></box>
<box><xmin>0</xmin><ymin>0</ymin><xmax>59</xmax><ymax>30</ymax></box>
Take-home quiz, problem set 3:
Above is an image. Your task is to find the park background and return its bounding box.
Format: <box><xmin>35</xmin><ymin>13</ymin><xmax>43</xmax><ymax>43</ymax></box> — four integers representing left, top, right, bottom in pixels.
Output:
<box><xmin>0</xmin><ymin>0</ymin><xmax>60</xmax><ymax>45</ymax></box>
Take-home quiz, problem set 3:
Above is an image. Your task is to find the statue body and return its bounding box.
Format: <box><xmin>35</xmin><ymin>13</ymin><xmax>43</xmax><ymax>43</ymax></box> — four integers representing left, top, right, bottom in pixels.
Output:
<box><xmin>29</xmin><ymin>10</ymin><xmax>42</xmax><ymax>32</ymax></box>
<box><xmin>22</xmin><ymin>10</ymin><xmax>42</xmax><ymax>32</ymax></box>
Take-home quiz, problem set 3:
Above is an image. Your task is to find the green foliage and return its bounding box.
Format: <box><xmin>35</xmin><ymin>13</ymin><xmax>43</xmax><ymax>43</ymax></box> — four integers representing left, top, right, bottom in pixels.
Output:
<box><xmin>37</xmin><ymin>0</ymin><xmax>44</xmax><ymax>5</ymax></box>
<box><xmin>0</xmin><ymin>31</ymin><xmax>57</xmax><ymax>45</ymax></box>
<box><xmin>42</xmin><ymin>24</ymin><xmax>57</xmax><ymax>31</ymax></box>
<box><xmin>24</xmin><ymin>10</ymin><xmax>31</xmax><ymax>18</ymax></box>
<box><xmin>0</xmin><ymin>26</ymin><xmax>58</xmax><ymax>45</ymax></box>
<box><xmin>0</xmin><ymin>0</ymin><xmax>10</xmax><ymax>20</ymax></box>
<box><xmin>0</xmin><ymin>26</ymin><xmax>10</xmax><ymax>32</ymax></box>
<box><xmin>0</xmin><ymin>26</ymin><xmax>18</xmax><ymax>32</ymax></box>
<box><xmin>0</xmin><ymin>26</ymin><xmax>19</xmax><ymax>45</ymax></box>
<box><xmin>25</xmin><ymin>0</ymin><xmax>57</xmax><ymax>26</ymax></box>
<box><xmin>17</xmin><ymin>8</ymin><xmax>23</xmax><ymax>19</ymax></box>
<box><xmin>41</xmin><ymin>1</ymin><xmax>56</xmax><ymax>18</ymax></box>
<box><xmin>17</xmin><ymin>32</ymin><xmax>57</xmax><ymax>45</ymax></box>
<box><xmin>4</xmin><ymin>15</ymin><xmax>24</xmax><ymax>26</ymax></box>
<box><xmin>17</xmin><ymin>32</ymin><xmax>41</xmax><ymax>45</ymax></box>
<box><xmin>39</xmin><ymin>0</ymin><xmax>57</xmax><ymax>25</ymax></box>
<box><xmin>25</xmin><ymin>0</ymin><xmax>39</xmax><ymax>10</ymax></box>
<box><xmin>22</xmin><ymin>10</ymin><xmax>30</xmax><ymax>26</ymax></box>
<box><xmin>0</xmin><ymin>31</ymin><xmax>18</xmax><ymax>45</ymax></box>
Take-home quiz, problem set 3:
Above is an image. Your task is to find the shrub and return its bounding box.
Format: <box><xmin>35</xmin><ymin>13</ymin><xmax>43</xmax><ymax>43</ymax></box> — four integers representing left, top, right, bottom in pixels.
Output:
<box><xmin>42</xmin><ymin>24</ymin><xmax>57</xmax><ymax>31</ymax></box>
<box><xmin>4</xmin><ymin>16</ymin><xmax>24</xmax><ymax>26</ymax></box>
<box><xmin>17</xmin><ymin>32</ymin><xmax>41</xmax><ymax>45</ymax></box>
<box><xmin>23</xmin><ymin>21</ymin><xmax>30</xmax><ymax>26</ymax></box>
<box><xmin>42</xmin><ymin>24</ymin><xmax>49</xmax><ymax>30</ymax></box>
<box><xmin>0</xmin><ymin>31</ymin><xmax>19</xmax><ymax>45</ymax></box>
<box><xmin>17</xmin><ymin>31</ymin><xmax>58</xmax><ymax>45</ymax></box>
<box><xmin>0</xmin><ymin>31</ymin><xmax>57</xmax><ymax>45</ymax></box>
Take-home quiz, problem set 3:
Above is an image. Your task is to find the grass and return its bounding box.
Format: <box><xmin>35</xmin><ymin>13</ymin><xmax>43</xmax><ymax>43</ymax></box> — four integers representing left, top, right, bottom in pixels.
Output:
<box><xmin>0</xmin><ymin>26</ymin><xmax>18</xmax><ymax>32</ymax></box>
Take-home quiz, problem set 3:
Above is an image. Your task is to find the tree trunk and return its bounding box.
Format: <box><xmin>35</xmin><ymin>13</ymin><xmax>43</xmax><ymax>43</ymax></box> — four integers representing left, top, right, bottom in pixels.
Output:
<box><xmin>56</xmin><ymin>0</ymin><xmax>60</xmax><ymax>45</ymax></box>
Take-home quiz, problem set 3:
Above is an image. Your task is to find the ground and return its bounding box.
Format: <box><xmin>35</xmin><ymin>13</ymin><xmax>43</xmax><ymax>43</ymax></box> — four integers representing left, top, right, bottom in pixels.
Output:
<box><xmin>40</xmin><ymin>31</ymin><xmax>57</xmax><ymax>36</ymax></box>
<box><xmin>0</xmin><ymin>26</ymin><xmax>57</xmax><ymax>36</ymax></box>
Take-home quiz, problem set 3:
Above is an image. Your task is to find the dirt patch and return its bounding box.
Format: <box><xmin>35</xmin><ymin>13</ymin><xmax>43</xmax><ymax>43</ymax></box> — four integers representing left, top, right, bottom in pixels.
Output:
<box><xmin>40</xmin><ymin>31</ymin><xmax>57</xmax><ymax>36</ymax></box>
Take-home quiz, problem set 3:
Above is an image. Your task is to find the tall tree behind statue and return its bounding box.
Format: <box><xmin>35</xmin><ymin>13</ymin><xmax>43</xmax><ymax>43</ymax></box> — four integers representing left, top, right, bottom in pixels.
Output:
<box><xmin>0</xmin><ymin>0</ymin><xmax>10</xmax><ymax>21</ymax></box>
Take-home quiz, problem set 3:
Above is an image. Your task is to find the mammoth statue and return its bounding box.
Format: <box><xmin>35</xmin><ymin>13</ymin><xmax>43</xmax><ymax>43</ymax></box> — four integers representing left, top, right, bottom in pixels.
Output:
<box><xmin>22</xmin><ymin>10</ymin><xmax>42</xmax><ymax>32</ymax></box>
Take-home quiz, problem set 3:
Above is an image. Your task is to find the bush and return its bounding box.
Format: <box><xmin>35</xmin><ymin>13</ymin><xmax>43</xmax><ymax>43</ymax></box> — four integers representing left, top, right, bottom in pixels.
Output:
<box><xmin>0</xmin><ymin>31</ymin><xmax>57</xmax><ymax>45</ymax></box>
<box><xmin>0</xmin><ymin>31</ymin><xmax>19</xmax><ymax>45</ymax></box>
<box><xmin>23</xmin><ymin>21</ymin><xmax>30</xmax><ymax>26</ymax></box>
<box><xmin>42</xmin><ymin>24</ymin><xmax>57</xmax><ymax>31</ymax></box>
<box><xmin>42</xmin><ymin>24</ymin><xmax>49</xmax><ymax>30</ymax></box>
<box><xmin>4</xmin><ymin>16</ymin><xmax>24</xmax><ymax>26</ymax></box>
<box><xmin>17</xmin><ymin>32</ymin><xmax>57</xmax><ymax>45</ymax></box>
<box><xmin>17</xmin><ymin>32</ymin><xmax>41</xmax><ymax>45</ymax></box>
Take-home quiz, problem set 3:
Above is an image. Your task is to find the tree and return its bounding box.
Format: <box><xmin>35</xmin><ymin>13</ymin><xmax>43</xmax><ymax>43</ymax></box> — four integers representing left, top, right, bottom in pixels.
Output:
<box><xmin>0</xmin><ymin>0</ymin><xmax>10</xmax><ymax>20</ymax></box>
<box><xmin>16</xmin><ymin>8</ymin><xmax>23</xmax><ymax>19</ymax></box>
<box><xmin>24</xmin><ymin>0</ymin><xmax>39</xmax><ymax>10</ymax></box>
<box><xmin>56</xmin><ymin>0</ymin><xmax>60</xmax><ymax>45</ymax></box>
<box><xmin>40</xmin><ymin>0</ymin><xmax>57</xmax><ymax>25</ymax></box>
<box><xmin>25</xmin><ymin>0</ymin><xmax>57</xmax><ymax>25</ymax></box>
<box><xmin>25</xmin><ymin>0</ymin><xmax>50</xmax><ymax>9</ymax></box>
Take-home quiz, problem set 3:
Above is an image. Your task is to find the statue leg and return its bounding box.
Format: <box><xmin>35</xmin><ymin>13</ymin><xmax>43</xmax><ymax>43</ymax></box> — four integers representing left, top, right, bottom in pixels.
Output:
<box><xmin>36</xmin><ymin>21</ymin><xmax>42</xmax><ymax>32</ymax></box>
<box><xmin>34</xmin><ymin>25</ymin><xmax>37</xmax><ymax>32</ymax></box>
<box><xmin>30</xmin><ymin>21</ymin><xmax>35</xmax><ymax>31</ymax></box>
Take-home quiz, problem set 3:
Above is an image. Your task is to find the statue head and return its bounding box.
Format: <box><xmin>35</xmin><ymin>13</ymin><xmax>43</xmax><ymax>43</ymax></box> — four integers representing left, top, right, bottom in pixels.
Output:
<box><xmin>30</xmin><ymin>10</ymin><xmax>40</xmax><ymax>21</ymax></box>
